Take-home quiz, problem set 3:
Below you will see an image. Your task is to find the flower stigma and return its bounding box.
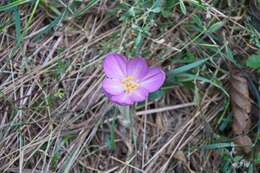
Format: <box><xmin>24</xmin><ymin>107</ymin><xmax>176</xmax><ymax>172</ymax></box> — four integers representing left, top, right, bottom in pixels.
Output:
<box><xmin>121</xmin><ymin>76</ymin><xmax>139</xmax><ymax>93</ymax></box>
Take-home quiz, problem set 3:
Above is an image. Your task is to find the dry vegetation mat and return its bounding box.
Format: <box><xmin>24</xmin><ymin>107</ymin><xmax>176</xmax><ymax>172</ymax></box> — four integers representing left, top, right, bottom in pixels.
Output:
<box><xmin>0</xmin><ymin>0</ymin><xmax>260</xmax><ymax>173</ymax></box>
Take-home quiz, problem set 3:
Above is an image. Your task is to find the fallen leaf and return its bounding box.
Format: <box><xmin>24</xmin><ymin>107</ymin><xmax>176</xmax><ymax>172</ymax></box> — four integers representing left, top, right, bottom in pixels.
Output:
<box><xmin>174</xmin><ymin>151</ymin><xmax>198</xmax><ymax>173</ymax></box>
<box><xmin>230</xmin><ymin>72</ymin><xmax>252</xmax><ymax>153</ymax></box>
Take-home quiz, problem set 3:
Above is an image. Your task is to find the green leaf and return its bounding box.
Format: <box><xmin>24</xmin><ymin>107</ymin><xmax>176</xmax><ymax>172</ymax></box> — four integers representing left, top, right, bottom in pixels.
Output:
<box><xmin>133</xmin><ymin>32</ymin><xmax>143</xmax><ymax>55</ymax></box>
<box><xmin>179</xmin><ymin>0</ymin><xmax>186</xmax><ymax>15</ymax></box>
<box><xmin>119</xmin><ymin>7</ymin><xmax>135</xmax><ymax>21</ymax></box>
<box><xmin>176</xmin><ymin>73</ymin><xmax>229</xmax><ymax>97</ymax></box>
<box><xmin>0</xmin><ymin>0</ymin><xmax>32</xmax><ymax>12</ymax></box>
<box><xmin>224</xmin><ymin>44</ymin><xmax>240</xmax><ymax>67</ymax></box>
<box><xmin>185</xmin><ymin>52</ymin><xmax>196</xmax><ymax>61</ymax></box>
<box><xmin>219</xmin><ymin>113</ymin><xmax>232</xmax><ymax>132</ymax></box>
<box><xmin>208</xmin><ymin>21</ymin><xmax>224</xmax><ymax>33</ymax></box>
<box><xmin>161</xmin><ymin>0</ymin><xmax>177</xmax><ymax>17</ymax></box>
<box><xmin>31</xmin><ymin>10</ymin><xmax>68</xmax><ymax>40</ymax></box>
<box><xmin>149</xmin><ymin>90</ymin><xmax>165</xmax><ymax>100</ymax></box>
<box><xmin>201</xmin><ymin>142</ymin><xmax>235</xmax><ymax>149</ymax></box>
<box><xmin>246</xmin><ymin>54</ymin><xmax>260</xmax><ymax>69</ymax></box>
<box><xmin>168</xmin><ymin>58</ymin><xmax>207</xmax><ymax>75</ymax></box>
<box><xmin>106</xmin><ymin>114</ymin><xmax>116</xmax><ymax>150</ymax></box>
<box><xmin>25</xmin><ymin>0</ymin><xmax>40</xmax><ymax>32</ymax></box>
<box><xmin>74</xmin><ymin>0</ymin><xmax>100</xmax><ymax>18</ymax></box>
<box><xmin>150</xmin><ymin>0</ymin><xmax>161</xmax><ymax>13</ymax></box>
<box><xmin>255</xmin><ymin>154</ymin><xmax>260</xmax><ymax>164</ymax></box>
<box><xmin>13</xmin><ymin>7</ymin><xmax>21</xmax><ymax>47</ymax></box>
<box><xmin>248</xmin><ymin>162</ymin><xmax>254</xmax><ymax>173</ymax></box>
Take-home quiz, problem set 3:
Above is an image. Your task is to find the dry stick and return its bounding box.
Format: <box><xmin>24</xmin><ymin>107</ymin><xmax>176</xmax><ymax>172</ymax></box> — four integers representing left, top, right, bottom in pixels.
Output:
<box><xmin>18</xmin><ymin>86</ymin><xmax>24</xmax><ymax>173</ymax></box>
<box><xmin>44</xmin><ymin>35</ymin><xmax>63</xmax><ymax>64</ymax></box>
<box><xmin>111</xmin><ymin>155</ymin><xmax>145</xmax><ymax>173</ymax></box>
<box><xmin>55</xmin><ymin>14</ymin><xmax>106</xmax><ymax>89</ymax></box>
<box><xmin>160</xmin><ymin>95</ymin><xmax>223</xmax><ymax>172</ymax></box>
<box><xmin>85</xmin><ymin>80</ymin><xmax>103</xmax><ymax>110</ymax></box>
<box><xmin>160</xmin><ymin>118</ymin><xmax>194</xmax><ymax>173</ymax></box>
<box><xmin>142</xmin><ymin>99</ymin><xmax>148</xmax><ymax>168</ymax></box>
<box><xmin>1</xmin><ymin>26</ymin><xmax>120</xmax><ymax>95</ymax></box>
<box><xmin>143</xmin><ymin>96</ymin><xmax>217</xmax><ymax>168</ymax></box>
<box><xmin>143</xmin><ymin>110</ymin><xmax>201</xmax><ymax>167</ymax></box>
<box><xmin>136</xmin><ymin>102</ymin><xmax>196</xmax><ymax>115</ymax></box>
<box><xmin>67</xmin><ymin>68</ymin><xmax>101</xmax><ymax>104</ymax></box>
<box><xmin>185</xmin><ymin>102</ymin><xmax>224</xmax><ymax>155</ymax></box>
<box><xmin>204</xmin><ymin>1</ymin><xmax>246</xmax><ymax>30</ymax></box>
<box><xmin>78</xmin><ymin>158</ymin><xmax>107</xmax><ymax>173</ymax></box>
<box><xmin>58</xmin><ymin>105</ymin><xmax>109</xmax><ymax>173</ymax></box>
<box><xmin>30</xmin><ymin>36</ymin><xmax>54</xmax><ymax>57</ymax></box>
<box><xmin>169</xmin><ymin>103</ymin><xmax>224</xmax><ymax>171</ymax></box>
<box><xmin>3</xmin><ymin>133</ymin><xmax>52</xmax><ymax>172</ymax></box>
<box><xmin>6</xmin><ymin>168</ymin><xmax>54</xmax><ymax>173</ymax></box>
<box><xmin>1</xmin><ymin>126</ymin><xmax>50</xmax><ymax>163</ymax></box>
<box><xmin>71</xmin><ymin>70</ymin><xmax>103</xmax><ymax>111</ymax></box>
<box><xmin>103</xmin><ymin>102</ymin><xmax>196</xmax><ymax>125</ymax></box>
<box><xmin>46</xmin><ymin>128</ymin><xmax>62</xmax><ymax>172</ymax></box>
<box><xmin>1</xmin><ymin>63</ymin><xmax>57</xmax><ymax>95</ymax></box>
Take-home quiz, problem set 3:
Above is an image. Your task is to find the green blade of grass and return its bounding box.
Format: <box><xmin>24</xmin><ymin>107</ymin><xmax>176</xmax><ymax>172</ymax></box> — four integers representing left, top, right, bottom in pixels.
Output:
<box><xmin>74</xmin><ymin>0</ymin><xmax>100</xmax><ymax>18</ymax></box>
<box><xmin>168</xmin><ymin>58</ymin><xmax>208</xmax><ymax>75</ymax></box>
<box><xmin>13</xmin><ymin>7</ymin><xmax>21</xmax><ymax>47</ymax></box>
<box><xmin>201</xmin><ymin>142</ymin><xmax>235</xmax><ymax>149</ymax></box>
<box><xmin>0</xmin><ymin>0</ymin><xmax>32</xmax><ymax>12</ymax></box>
<box><xmin>29</xmin><ymin>9</ymin><xmax>68</xmax><ymax>40</ymax></box>
<box><xmin>176</xmin><ymin>73</ymin><xmax>229</xmax><ymax>97</ymax></box>
<box><xmin>24</xmin><ymin>0</ymin><xmax>40</xmax><ymax>34</ymax></box>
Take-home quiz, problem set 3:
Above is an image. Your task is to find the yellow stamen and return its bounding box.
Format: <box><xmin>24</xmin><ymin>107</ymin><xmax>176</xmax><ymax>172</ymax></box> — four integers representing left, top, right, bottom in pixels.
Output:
<box><xmin>121</xmin><ymin>76</ymin><xmax>139</xmax><ymax>93</ymax></box>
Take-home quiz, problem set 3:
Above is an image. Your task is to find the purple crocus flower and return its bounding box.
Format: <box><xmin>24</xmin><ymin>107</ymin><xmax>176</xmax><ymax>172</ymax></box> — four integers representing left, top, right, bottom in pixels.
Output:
<box><xmin>102</xmin><ymin>53</ymin><xmax>166</xmax><ymax>105</ymax></box>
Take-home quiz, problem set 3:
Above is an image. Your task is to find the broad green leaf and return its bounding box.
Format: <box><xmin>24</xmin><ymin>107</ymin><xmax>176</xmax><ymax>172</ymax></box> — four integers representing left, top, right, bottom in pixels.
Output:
<box><xmin>219</xmin><ymin>114</ymin><xmax>232</xmax><ymax>132</ymax></box>
<box><xmin>224</xmin><ymin>44</ymin><xmax>240</xmax><ymax>67</ymax></box>
<box><xmin>179</xmin><ymin>0</ymin><xmax>186</xmax><ymax>15</ymax></box>
<box><xmin>161</xmin><ymin>0</ymin><xmax>178</xmax><ymax>17</ymax></box>
<box><xmin>248</xmin><ymin>162</ymin><xmax>254</xmax><ymax>173</ymax></box>
<box><xmin>119</xmin><ymin>7</ymin><xmax>135</xmax><ymax>21</ymax></box>
<box><xmin>150</xmin><ymin>0</ymin><xmax>161</xmax><ymax>13</ymax></box>
<box><xmin>246</xmin><ymin>54</ymin><xmax>260</xmax><ymax>69</ymax></box>
<box><xmin>133</xmin><ymin>32</ymin><xmax>143</xmax><ymax>55</ymax></box>
<box><xmin>208</xmin><ymin>21</ymin><xmax>224</xmax><ymax>33</ymax></box>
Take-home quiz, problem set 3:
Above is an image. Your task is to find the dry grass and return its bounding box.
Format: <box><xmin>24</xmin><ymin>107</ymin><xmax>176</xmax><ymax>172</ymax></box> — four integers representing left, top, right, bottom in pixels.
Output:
<box><xmin>0</xmin><ymin>0</ymin><xmax>259</xmax><ymax>172</ymax></box>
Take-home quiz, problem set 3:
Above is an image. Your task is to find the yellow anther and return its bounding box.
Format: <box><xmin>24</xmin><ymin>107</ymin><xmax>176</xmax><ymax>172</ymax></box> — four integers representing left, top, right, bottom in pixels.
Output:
<box><xmin>121</xmin><ymin>76</ymin><xmax>139</xmax><ymax>93</ymax></box>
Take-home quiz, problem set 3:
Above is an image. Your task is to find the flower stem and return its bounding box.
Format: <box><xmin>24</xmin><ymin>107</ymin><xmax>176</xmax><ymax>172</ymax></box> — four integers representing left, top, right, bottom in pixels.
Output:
<box><xmin>118</xmin><ymin>105</ymin><xmax>137</xmax><ymax>147</ymax></box>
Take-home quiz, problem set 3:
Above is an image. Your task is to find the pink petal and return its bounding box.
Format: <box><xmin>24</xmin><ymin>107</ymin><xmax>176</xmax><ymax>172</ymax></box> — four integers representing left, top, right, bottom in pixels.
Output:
<box><xmin>140</xmin><ymin>67</ymin><xmax>166</xmax><ymax>92</ymax></box>
<box><xmin>127</xmin><ymin>57</ymin><xmax>148</xmax><ymax>80</ymax></box>
<box><xmin>111</xmin><ymin>93</ymin><xmax>133</xmax><ymax>105</ymax></box>
<box><xmin>129</xmin><ymin>87</ymin><xmax>148</xmax><ymax>102</ymax></box>
<box><xmin>102</xmin><ymin>78</ymin><xmax>124</xmax><ymax>95</ymax></box>
<box><xmin>103</xmin><ymin>53</ymin><xmax>127</xmax><ymax>79</ymax></box>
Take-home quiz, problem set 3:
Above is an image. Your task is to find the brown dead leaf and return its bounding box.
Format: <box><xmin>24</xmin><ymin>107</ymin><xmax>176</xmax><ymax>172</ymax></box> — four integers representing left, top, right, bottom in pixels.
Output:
<box><xmin>174</xmin><ymin>151</ymin><xmax>198</xmax><ymax>173</ymax></box>
<box><xmin>230</xmin><ymin>72</ymin><xmax>252</xmax><ymax>153</ymax></box>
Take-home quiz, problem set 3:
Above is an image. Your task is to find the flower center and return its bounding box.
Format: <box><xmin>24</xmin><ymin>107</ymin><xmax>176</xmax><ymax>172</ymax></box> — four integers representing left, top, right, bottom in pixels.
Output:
<box><xmin>121</xmin><ymin>76</ymin><xmax>139</xmax><ymax>93</ymax></box>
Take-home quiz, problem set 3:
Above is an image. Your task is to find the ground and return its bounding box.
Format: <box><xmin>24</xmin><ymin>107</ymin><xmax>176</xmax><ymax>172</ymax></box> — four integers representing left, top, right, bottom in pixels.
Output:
<box><xmin>0</xmin><ymin>0</ymin><xmax>260</xmax><ymax>173</ymax></box>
